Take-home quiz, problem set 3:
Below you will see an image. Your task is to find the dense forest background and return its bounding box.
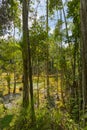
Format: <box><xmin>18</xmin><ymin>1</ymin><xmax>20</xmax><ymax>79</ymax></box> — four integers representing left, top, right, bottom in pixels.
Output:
<box><xmin>0</xmin><ymin>0</ymin><xmax>87</xmax><ymax>130</ymax></box>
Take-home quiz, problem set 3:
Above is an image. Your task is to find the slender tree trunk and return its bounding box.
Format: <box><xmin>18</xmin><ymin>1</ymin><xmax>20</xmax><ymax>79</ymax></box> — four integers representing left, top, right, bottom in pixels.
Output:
<box><xmin>13</xmin><ymin>69</ymin><xmax>16</xmax><ymax>94</ymax></box>
<box><xmin>46</xmin><ymin>0</ymin><xmax>50</xmax><ymax>98</ymax></box>
<box><xmin>44</xmin><ymin>61</ymin><xmax>46</xmax><ymax>98</ymax></box>
<box><xmin>7</xmin><ymin>73</ymin><xmax>11</xmax><ymax>95</ymax></box>
<box><xmin>78</xmin><ymin>40</ymin><xmax>83</xmax><ymax>123</ymax></box>
<box><xmin>71</xmin><ymin>41</ymin><xmax>77</xmax><ymax>100</ymax></box>
<box><xmin>56</xmin><ymin>72</ymin><xmax>59</xmax><ymax>99</ymax></box>
<box><xmin>22</xmin><ymin>0</ymin><xmax>29</xmax><ymax>108</ymax></box>
<box><xmin>28</xmin><ymin>32</ymin><xmax>35</xmax><ymax>121</ymax></box>
<box><xmin>37</xmin><ymin>57</ymin><xmax>39</xmax><ymax>108</ymax></box>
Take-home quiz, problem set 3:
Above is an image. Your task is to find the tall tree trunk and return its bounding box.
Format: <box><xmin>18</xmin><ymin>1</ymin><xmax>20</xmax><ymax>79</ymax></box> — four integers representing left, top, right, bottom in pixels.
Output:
<box><xmin>28</xmin><ymin>30</ymin><xmax>35</xmax><ymax>122</ymax></box>
<box><xmin>44</xmin><ymin>61</ymin><xmax>46</xmax><ymax>98</ymax></box>
<box><xmin>27</xmin><ymin>1</ymin><xmax>36</xmax><ymax>122</ymax></box>
<box><xmin>80</xmin><ymin>0</ymin><xmax>87</xmax><ymax>126</ymax></box>
<box><xmin>22</xmin><ymin>0</ymin><xmax>29</xmax><ymax>108</ymax></box>
<box><xmin>78</xmin><ymin>40</ymin><xmax>83</xmax><ymax>123</ymax></box>
<box><xmin>37</xmin><ymin>56</ymin><xmax>39</xmax><ymax>108</ymax></box>
<box><xmin>46</xmin><ymin>0</ymin><xmax>50</xmax><ymax>98</ymax></box>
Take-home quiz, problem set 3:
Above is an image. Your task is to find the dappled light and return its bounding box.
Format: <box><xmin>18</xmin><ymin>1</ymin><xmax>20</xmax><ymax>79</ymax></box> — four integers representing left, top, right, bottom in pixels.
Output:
<box><xmin>0</xmin><ymin>0</ymin><xmax>86</xmax><ymax>130</ymax></box>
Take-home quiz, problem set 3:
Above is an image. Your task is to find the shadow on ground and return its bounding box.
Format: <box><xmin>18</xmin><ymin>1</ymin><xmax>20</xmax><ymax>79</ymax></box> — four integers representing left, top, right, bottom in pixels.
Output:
<box><xmin>0</xmin><ymin>114</ymin><xmax>14</xmax><ymax>130</ymax></box>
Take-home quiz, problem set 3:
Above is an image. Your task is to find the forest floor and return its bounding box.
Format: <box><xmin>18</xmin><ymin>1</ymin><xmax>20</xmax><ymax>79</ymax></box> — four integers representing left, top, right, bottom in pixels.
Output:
<box><xmin>0</xmin><ymin>77</ymin><xmax>82</xmax><ymax>130</ymax></box>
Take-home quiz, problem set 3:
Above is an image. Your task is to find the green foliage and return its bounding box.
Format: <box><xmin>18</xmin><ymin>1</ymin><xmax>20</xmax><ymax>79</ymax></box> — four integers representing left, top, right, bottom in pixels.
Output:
<box><xmin>30</xmin><ymin>20</ymin><xmax>48</xmax><ymax>72</ymax></box>
<box><xmin>54</xmin><ymin>19</ymin><xmax>63</xmax><ymax>40</ymax></box>
<box><xmin>0</xmin><ymin>0</ymin><xmax>84</xmax><ymax>129</ymax></box>
<box><xmin>10</xmin><ymin>108</ymin><xmax>36</xmax><ymax>130</ymax></box>
<box><xmin>67</xmin><ymin>0</ymin><xmax>80</xmax><ymax>38</ymax></box>
<box><xmin>10</xmin><ymin>107</ymin><xmax>63</xmax><ymax>130</ymax></box>
<box><xmin>49</xmin><ymin>0</ymin><xmax>62</xmax><ymax>14</ymax></box>
<box><xmin>36</xmin><ymin>108</ymin><xmax>52</xmax><ymax>130</ymax></box>
<box><xmin>0</xmin><ymin>0</ymin><xmax>21</xmax><ymax>36</ymax></box>
<box><xmin>0</xmin><ymin>39</ymin><xmax>22</xmax><ymax>73</ymax></box>
<box><xmin>0</xmin><ymin>114</ymin><xmax>14</xmax><ymax>129</ymax></box>
<box><xmin>84</xmin><ymin>126</ymin><xmax>87</xmax><ymax>130</ymax></box>
<box><xmin>9</xmin><ymin>106</ymin><xmax>82</xmax><ymax>130</ymax></box>
<box><xmin>0</xmin><ymin>104</ymin><xmax>4</xmax><ymax>116</ymax></box>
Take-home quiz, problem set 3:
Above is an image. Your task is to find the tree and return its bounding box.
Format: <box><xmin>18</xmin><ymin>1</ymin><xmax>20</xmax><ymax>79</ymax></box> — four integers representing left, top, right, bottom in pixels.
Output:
<box><xmin>80</xmin><ymin>0</ymin><xmax>87</xmax><ymax>126</ymax></box>
<box><xmin>46</xmin><ymin>0</ymin><xmax>50</xmax><ymax>99</ymax></box>
<box><xmin>22</xmin><ymin>0</ymin><xmax>36</xmax><ymax>122</ymax></box>
<box><xmin>22</xmin><ymin>0</ymin><xmax>29</xmax><ymax>108</ymax></box>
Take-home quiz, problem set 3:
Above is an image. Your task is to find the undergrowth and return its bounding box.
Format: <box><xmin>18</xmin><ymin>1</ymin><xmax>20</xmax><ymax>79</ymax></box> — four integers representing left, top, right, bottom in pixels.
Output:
<box><xmin>8</xmin><ymin>106</ymin><xmax>82</xmax><ymax>130</ymax></box>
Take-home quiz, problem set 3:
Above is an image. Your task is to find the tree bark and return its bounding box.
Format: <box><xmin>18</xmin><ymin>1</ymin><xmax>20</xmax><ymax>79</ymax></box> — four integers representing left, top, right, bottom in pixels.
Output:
<box><xmin>22</xmin><ymin>0</ymin><xmax>29</xmax><ymax>108</ymax></box>
<box><xmin>80</xmin><ymin>0</ymin><xmax>87</xmax><ymax>126</ymax></box>
<box><xmin>27</xmin><ymin>0</ymin><xmax>36</xmax><ymax>122</ymax></box>
<box><xmin>6</xmin><ymin>73</ymin><xmax>11</xmax><ymax>95</ymax></box>
<box><xmin>13</xmin><ymin>69</ymin><xmax>16</xmax><ymax>94</ymax></box>
<box><xmin>37</xmin><ymin>57</ymin><xmax>39</xmax><ymax>108</ymax></box>
<box><xmin>46</xmin><ymin>0</ymin><xmax>50</xmax><ymax>98</ymax></box>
